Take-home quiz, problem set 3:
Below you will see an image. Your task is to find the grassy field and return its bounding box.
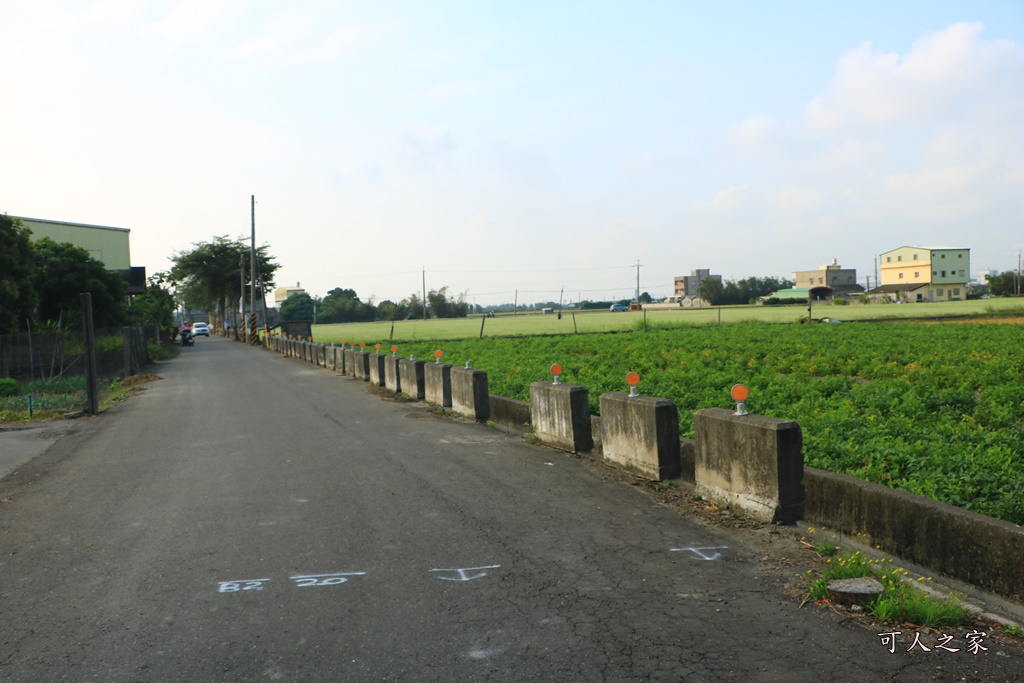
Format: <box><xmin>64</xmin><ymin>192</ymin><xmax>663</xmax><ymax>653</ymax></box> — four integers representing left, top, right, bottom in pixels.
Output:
<box><xmin>311</xmin><ymin>298</ymin><xmax>1024</xmax><ymax>344</ymax></box>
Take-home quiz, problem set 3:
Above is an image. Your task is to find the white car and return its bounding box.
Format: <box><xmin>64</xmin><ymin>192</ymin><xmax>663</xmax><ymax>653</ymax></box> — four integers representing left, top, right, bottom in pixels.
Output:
<box><xmin>192</xmin><ymin>322</ymin><xmax>210</xmax><ymax>336</ymax></box>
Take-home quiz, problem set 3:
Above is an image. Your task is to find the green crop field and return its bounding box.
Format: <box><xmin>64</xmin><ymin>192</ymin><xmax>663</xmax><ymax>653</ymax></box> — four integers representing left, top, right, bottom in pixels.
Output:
<box><xmin>312</xmin><ymin>298</ymin><xmax>1024</xmax><ymax>344</ymax></box>
<box><xmin>314</xmin><ymin>316</ymin><xmax>1024</xmax><ymax>525</ymax></box>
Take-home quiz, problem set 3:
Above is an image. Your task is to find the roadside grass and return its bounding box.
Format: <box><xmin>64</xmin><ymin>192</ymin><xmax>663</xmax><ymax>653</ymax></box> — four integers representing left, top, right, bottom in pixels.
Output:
<box><xmin>0</xmin><ymin>376</ymin><xmax>87</xmax><ymax>422</ymax></box>
<box><xmin>801</xmin><ymin>529</ymin><xmax>967</xmax><ymax>628</ymax></box>
<box><xmin>0</xmin><ymin>369</ymin><xmax>166</xmax><ymax>423</ymax></box>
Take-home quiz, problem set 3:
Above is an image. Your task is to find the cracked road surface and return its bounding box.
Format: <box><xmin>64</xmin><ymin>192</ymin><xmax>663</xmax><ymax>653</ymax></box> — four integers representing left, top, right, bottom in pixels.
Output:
<box><xmin>1</xmin><ymin>337</ymin><xmax>1021</xmax><ymax>681</ymax></box>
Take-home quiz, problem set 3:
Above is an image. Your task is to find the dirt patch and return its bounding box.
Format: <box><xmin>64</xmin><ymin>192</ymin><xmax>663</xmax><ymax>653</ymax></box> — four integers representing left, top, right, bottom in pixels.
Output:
<box><xmin>119</xmin><ymin>373</ymin><xmax>163</xmax><ymax>388</ymax></box>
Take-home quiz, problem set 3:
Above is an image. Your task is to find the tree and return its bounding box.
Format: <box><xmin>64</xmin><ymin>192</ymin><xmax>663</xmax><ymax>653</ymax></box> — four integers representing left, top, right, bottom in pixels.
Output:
<box><xmin>32</xmin><ymin>237</ymin><xmax>127</xmax><ymax>328</ymax></box>
<box><xmin>404</xmin><ymin>293</ymin><xmax>425</xmax><ymax>320</ymax></box>
<box><xmin>639</xmin><ymin>292</ymin><xmax>653</xmax><ymax>304</ymax></box>
<box><xmin>375</xmin><ymin>300</ymin><xmax>407</xmax><ymax>321</ymax></box>
<box><xmin>170</xmin><ymin>236</ymin><xmax>280</xmax><ymax>325</ymax></box>
<box><xmin>280</xmin><ymin>292</ymin><xmax>315</xmax><ymax>321</ymax></box>
<box><xmin>315</xmin><ymin>287</ymin><xmax>375</xmax><ymax>323</ymax></box>
<box><xmin>426</xmin><ymin>286</ymin><xmax>469</xmax><ymax>318</ymax></box>
<box><xmin>699</xmin><ymin>275</ymin><xmax>793</xmax><ymax>305</ymax></box>
<box><xmin>0</xmin><ymin>215</ymin><xmax>37</xmax><ymax>334</ymax></box>
<box><xmin>697</xmin><ymin>277</ymin><xmax>725</xmax><ymax>305</ymax></box>
<box><xmin>128</xmin><ymin>272</ymin><xmax>178</xmax><ymax>339</ymax></box>
<box><xmin>986</xmin><ymin>271</ymin><xmax>1019</xmax><ymax>297</ymax></box>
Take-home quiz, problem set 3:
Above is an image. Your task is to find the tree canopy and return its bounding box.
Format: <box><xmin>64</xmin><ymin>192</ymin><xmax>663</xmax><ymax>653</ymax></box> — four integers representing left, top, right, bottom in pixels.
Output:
<box><xmin>32</xmin><ymin>237</ymin><xmax>127</xmax><ymax>328</ymax></box>
<box><xmin>0</xmin><ymin>215</ymin><xmax>38</xmax><ymax>334</ymax></box>
<box><xmin>985</xmin><ymin>270</ymin><xmax>1020</xmax><ymax>297</ymax></box>
<box><xmin>280</xmin><ymin>292</ymin><xmax>315</xmax><ymax>321</ymax></box>
<box><xmin>698</xmin><ymin>276</ymin><xmax>794</xmax><ymax>306</ymax></box>
<box><xmin>170</xmin><ymin>236</ymin><xmax>279</xmax><ymax>322</ymax></box>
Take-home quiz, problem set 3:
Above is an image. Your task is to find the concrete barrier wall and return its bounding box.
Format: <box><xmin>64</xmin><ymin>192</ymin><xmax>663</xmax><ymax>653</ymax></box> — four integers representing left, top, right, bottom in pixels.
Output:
<box><xmin>424</xmin><ymin>362</ymin><xmax>452</xmax><ymax>408</ymax></box>
<box><xmin>490</xmin><ymin>395</ymin><xmax>530</xmax><ymax>432</ymax></box>
<box><xmin>804</xmin><ymin>467</ymin><xmax>1024</xmax><ymax>605</ymax></box>
<box><xmin>599</xmin><ymin>393</ymin><xmax>680</xmax><ymax>481</ymax></box>
<box><xmin>693</xmin><ymin>408</ymin><xmax>804</xmax><ymax>524</ymax></box>
<box><xmin>398</xmin><ymin>358</ymin><xmax>425</xmax><ymax>399</ymax></box>
<box><xmin>384</xmin><ymin>356</ymin><xmax>400</xmax><ymax>393</ymax></box>
<box><xmin>529</xmin><ymin>382</ymin><xmax>593</xmax><ymax>453</ymax></box>
<box><xmin>450</xmin><ymin>366</ymin><xmax>489</xmax><ymax>421</ymax></box>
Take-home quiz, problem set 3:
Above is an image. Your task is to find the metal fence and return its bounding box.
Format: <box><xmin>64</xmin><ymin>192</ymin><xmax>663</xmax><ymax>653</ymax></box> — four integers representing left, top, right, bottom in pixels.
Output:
<box><xmin>0</xmin><ymin>326</ymin><xmax>159</xmax><ymax>382</ymax></box>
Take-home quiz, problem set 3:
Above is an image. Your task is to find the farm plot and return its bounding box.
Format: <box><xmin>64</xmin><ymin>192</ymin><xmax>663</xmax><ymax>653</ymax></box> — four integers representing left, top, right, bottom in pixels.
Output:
<box><xmin>381</xmin><ymin>323</ymin><xmax>1024</xmax><ymax>525</ymax></box>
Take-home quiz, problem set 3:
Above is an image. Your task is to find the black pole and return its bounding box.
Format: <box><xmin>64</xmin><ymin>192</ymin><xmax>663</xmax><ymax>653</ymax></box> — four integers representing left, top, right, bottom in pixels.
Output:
<box><xmin>80</xmin><ymin>293</ymin><xmax>99</xmax><ymax>415</ymax></box>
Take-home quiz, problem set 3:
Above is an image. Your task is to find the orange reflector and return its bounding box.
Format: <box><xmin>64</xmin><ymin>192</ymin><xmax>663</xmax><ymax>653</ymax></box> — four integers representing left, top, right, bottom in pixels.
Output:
<box><xmin>626</xmin><ymin>372</ymin><xmax>640</xmax><ymax>387</ymax></box>
<box><xmin>731</xmin><ymin>384</ymin><xmax>749</xmax><ymax>402</ymax></box>
<box><xmin>551</xmin><ymin>363</ymin><xmax>563</xmax><ymax>376</ymax></box>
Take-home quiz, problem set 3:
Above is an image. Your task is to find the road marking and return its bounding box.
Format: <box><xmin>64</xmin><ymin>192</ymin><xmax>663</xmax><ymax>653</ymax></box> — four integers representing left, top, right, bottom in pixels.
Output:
<box><xmin>289</xmin><ymin>572</ymin><xmax>367</xmax><ymax>587</ymax></box>
<box><xmin>670</xmin><ymin>546</ymin><xmax>728</xmax><ymax>560</ymax></box>
<box><xmin>217</xmin><ymin>579</ymin><xmax>271</xmax><ymax>593</ymax></box>
<box><xmin>429</xmin><ymin>565</ymin><xmax>501</xmax><ymax>581</ymax></box>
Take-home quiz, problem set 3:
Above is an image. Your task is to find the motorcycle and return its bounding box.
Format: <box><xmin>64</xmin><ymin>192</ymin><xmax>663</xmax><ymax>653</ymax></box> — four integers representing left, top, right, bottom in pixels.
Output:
<box><xmin>180</xmin><ymin>330</ymin><xmax>195</xmax><ymax>347</ymax></box>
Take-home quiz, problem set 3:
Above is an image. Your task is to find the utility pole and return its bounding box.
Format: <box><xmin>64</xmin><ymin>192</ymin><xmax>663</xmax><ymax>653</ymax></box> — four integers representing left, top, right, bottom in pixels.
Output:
<box><xmin>1011</xmin><ymin>249</ymin><xmax>1019</xmax><ymax>294</ymax></box>
<box><xmin>250</xmin><ymin>196</ymin><xmax>258</xmax><ymax>344</ymax></box>
<box><xmin>635</xmin><ymin>260</ymin><xmax>641</xmax><ymax>304</ymax></box>
<box><xmin>422</xmin><ymin>267</ymin><xmax>427</xmax><ymax>320</ymax></box>
<box><xmin>239</xmin><ymin>251</ymin><xmax>245</xmax><ymax>341</ymax></box>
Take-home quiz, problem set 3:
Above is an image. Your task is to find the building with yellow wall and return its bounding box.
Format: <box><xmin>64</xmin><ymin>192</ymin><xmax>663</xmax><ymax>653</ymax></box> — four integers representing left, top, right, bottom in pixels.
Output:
<box><xmin>876</xmin><ymin>246</ymin><xmax>970</xmax><ymax>302</ymax></box>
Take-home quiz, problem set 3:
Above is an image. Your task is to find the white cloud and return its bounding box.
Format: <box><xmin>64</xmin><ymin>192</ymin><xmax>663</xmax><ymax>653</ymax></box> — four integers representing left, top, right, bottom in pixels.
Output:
<box><xmin>292</xmin><ymin>23</ymin><xmax>389</xmax><ymax>64</ymax></box>
<box><xmin>141</xmin><ymin>0</ymin><xmax>245</xmax><ymax>42</ymax></box>
<box><xmin>711</xmin><ymin>184</ymin><xmax>751</xmax><ymax>212</ymax></box>
<box><xmin>803</xmin><ymin>22</ymin><xmax>1024</xmax><ymax>132</ymax></box>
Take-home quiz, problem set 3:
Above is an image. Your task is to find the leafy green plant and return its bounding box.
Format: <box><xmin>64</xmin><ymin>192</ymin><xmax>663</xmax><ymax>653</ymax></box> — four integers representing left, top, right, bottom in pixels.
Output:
<box><xmin>0</xmin><ymin>378</ymin><xmax>18</xmax><ymax>398</ymax></box>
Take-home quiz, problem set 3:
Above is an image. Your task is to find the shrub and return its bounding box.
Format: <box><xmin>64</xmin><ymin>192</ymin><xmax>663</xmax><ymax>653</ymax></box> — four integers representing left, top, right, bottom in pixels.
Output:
<box><xmin>0</xmin><ymin>377</ymin><xmax>19</xmax><ymax>398</ymax></box>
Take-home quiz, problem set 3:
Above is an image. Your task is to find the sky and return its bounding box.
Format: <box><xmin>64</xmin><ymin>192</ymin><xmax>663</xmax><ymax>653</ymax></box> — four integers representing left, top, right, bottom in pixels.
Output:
<box><xmin>3</xmin><ymin>1</ymin><xmax>1023</xmax><ymax>305</ymax></box>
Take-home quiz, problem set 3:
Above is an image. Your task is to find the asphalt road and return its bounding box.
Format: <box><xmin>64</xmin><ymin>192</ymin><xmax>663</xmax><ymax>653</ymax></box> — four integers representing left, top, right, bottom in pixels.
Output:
<box><xmin>1</xmin><ymin>336</ymin><xmax>1021</xmax><ymax>682</ymax></box>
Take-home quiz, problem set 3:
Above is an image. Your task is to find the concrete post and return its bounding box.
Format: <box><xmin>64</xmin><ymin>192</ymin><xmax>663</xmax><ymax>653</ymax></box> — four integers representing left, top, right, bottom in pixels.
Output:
<box><xmin>353</xmin><ymin>351</ymin><xmax>370</xmax><ymax>381</ymax></box>
<box><xmin>398</xmin><ymin>358</ymin><xmax>426</xmax><ymax>399</ymax></box>
<box><xmin>369</xmin><ymin>353</ymin><xmax>386</xmax><ymax>387</ymax></box>
<box><xmin>530</xmin><ymin>382</ymin><xmax>593</xmax><ymax>453</ymax></box>
<box><xmin>450</xmin><ymin>366</ymin><xmax>489</xmax><ymax>420</ymax></box>
<box><xmin>425</xmin><ymin>362</ymin><xmax>452</xmax><ymax>408</ymax></box>
<box><xmin>384</xmin><ymin>356</ymin><xmax>401</xmax><ymax>393</ymax></box>
<box><xmin>599</xmin><ymin>392</ymin><xmax>680</xmax><ymax>480</ymax></box>
<box><xmin>693</xmin><ymin>407</ymin><xmax>804</xmax><ymax>523</ymax></box>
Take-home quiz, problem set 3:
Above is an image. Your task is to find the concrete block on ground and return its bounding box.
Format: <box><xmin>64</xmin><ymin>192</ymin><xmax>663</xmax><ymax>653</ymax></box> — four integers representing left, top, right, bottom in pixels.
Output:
<box><xmin>384</xmin><ymin>355</ymin><xmax>401</xmax><ymax>393</ymax></box>
<box><xmin>326</xmin><ymin>346</ymin><xmax>336</xmax><ymax>371</ymax></box>
<box><xmin>530</xmin><ymin>382</ymin><xmax>593</xmax><ymax>453</ymax></box>
<box><xmin>353</xmin><ymin>351</ymin><xmax>370</xmax><ymax>381</ymax></box>
<box><xmin>450</xmin><ymin>366</ymin><xmax>489</xmax><ymax>421</ymax></box>
<box><xmin>599</xmin><ymin>393</ymin><xmax>680</xmax><ymax>480</ymax></box>
<box><xmin>424</xmin><ymin>362</ymin><xmax>452</xmax><ymax>408</ymax></box>
<box><xmin>369</xmin><ymin>353</ymin><xmax>386</xmax><ymax>386</ymax></box>
<box><xmin>398</xmin><ymin>358</ymin><xmax>425</xmax><ymax>399</ymax></box>
<box><xmin>693</xmin><ymin>407</ymin><xmax>804</xmax><ymax>524</ymax></box>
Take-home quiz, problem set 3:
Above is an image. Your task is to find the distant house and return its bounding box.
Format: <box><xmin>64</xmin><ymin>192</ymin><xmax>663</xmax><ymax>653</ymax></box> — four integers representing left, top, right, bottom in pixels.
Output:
<box><xmin>870</xmin><ymin>246</ymin><xmax>970</xmax><ymax>303</ymax></box>
<box><xmin>274</xmin><ymin>284</ymin><xmax>307</xmax><ymax>309</ymax></box>
<box><xmin>792</xmin><ymin>259</ymin><xmax>863</xmax><ymax>299</ymax></box>
<box><xmin>673</xmin><ymin>269</ymin><xmax>721</xmax><ymax>307</ymax></box>
<box><xmin>15</xmin><ymin>215</ymin><xmax>146</xmax><ymax>294</ymax></box>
